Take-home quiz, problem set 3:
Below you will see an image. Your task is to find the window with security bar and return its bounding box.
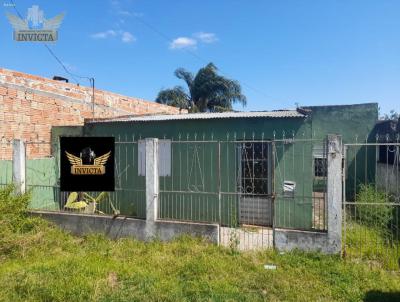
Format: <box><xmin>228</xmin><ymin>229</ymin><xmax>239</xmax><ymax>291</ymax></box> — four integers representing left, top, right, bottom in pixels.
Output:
<box><xmin>378</xmin><ymin>145</ymin><xmax>399</xmax><ymax>166</ymax></box>
<box><xmin>239</xmin><ymin>142</ymin><xmax>270</xmax><ymax>195</ymax></box>
<box><xmin>313</xmin><ymin>143</ymin><xmax>327</xmax><ymax>178</ymax></box>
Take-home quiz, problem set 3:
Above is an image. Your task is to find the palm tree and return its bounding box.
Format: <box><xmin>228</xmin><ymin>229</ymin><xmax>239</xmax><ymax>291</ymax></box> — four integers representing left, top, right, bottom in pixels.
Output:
<box><xmin>156</xmin><ymin>63</ymin><xmax>246</xmax><ymax>112</ymax></box>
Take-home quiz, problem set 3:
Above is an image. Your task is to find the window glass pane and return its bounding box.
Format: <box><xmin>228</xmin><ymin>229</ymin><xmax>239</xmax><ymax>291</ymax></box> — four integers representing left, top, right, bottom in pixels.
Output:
<box><xmin>314</xmin><ymin>158</ymin><xmax>327</xmax><ymax>177</ymax></box>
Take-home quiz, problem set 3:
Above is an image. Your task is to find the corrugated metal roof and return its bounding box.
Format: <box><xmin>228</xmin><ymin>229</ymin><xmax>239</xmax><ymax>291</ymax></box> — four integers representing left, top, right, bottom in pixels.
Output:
<box><xmin>86</xmin><ymin>110</ymin><xmax>306</xmax><ymax>124</ymax></box>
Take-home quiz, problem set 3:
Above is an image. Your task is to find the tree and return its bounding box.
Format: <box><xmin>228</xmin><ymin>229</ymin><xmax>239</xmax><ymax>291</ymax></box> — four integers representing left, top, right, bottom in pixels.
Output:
<box><xmin>381</xmin><ymin>109</ymin><xmax>399</xmax><ymax>120</ymax></box>
<box><xmin>156</xmin><ymin>63</ymin><xmax>246</xmax><ymax>112</ymax></box>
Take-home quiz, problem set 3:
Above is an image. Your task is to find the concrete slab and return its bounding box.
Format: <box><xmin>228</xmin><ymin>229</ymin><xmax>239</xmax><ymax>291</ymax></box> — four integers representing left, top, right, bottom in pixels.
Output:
<box><xmin>220</xmin><ymin>226</ymin><xmax>273</xmax><ymax>251</ymax></box>
<box><xmin>31</xmin><ymin>211</ymin><xmax>220</xmax><ymax>244</ymax></box>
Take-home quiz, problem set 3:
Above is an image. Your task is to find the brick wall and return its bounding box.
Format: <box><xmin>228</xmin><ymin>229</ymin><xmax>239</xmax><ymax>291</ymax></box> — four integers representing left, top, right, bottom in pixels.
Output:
<box><xmin>0</xmin><ymin>68</ymin><xmax>185</xmax><ymax>158</ymax></box>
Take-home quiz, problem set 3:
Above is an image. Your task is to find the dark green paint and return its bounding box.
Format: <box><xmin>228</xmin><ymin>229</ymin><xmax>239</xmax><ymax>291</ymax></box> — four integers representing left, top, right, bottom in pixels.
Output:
<box><xmin>0</xmin><ymin>103</ymin><xmax>378</xmax><ymax>230</ymax></box>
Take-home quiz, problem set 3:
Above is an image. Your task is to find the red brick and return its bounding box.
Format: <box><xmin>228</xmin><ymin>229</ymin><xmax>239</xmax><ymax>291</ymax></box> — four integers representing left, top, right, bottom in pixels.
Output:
<box><xmin>7</xmin><ymin>88</ymin><xmax>17</xmax><ymax>98</ymax></box>
<box><xmin>0</xmin><ymin>67</ymin><xmax>183</xmax><ymax>158</ymax></box>
<box><xmin>0</xmin><ymin>86</ymin><xmax>8</xmax><ymax>96</ymax></box>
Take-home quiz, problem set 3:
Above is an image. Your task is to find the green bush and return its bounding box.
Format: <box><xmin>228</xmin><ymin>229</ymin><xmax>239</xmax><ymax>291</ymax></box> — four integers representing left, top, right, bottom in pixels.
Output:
<box><xmin>356</xmin><ymin>184</ymin><xmax>392</xmax><ymax>231</ymax></box>
<box><xmin>0</xmin><ymin>185</ymin><xmax>46</xmax><ymax>258</ymax></box>
<box><xmin>0</xmin><ymin>185</ymin><xmax>31</xmax><ymax>231</ymax></box>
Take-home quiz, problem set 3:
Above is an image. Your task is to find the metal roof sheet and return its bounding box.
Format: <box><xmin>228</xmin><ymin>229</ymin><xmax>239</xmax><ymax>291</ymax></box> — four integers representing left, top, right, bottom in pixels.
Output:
<box><xmin>86</xmin><ymin>110</ymin><xmax>306</xmax><ymax>124</ymax></box>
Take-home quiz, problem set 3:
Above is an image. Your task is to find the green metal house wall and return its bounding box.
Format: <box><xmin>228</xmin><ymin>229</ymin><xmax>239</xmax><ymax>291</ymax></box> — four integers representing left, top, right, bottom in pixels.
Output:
<box><xmin>305</xmin><ymin>103</ymin><xmax>379</xmax><ymax>200</ymax></box>
<box><xmin>273</xmin><ymin>139</ymin><xmax>315</xmax><ymax>229</ymax></box>
<box><xmin>83</xmin><ymin>117</ymin><xmax>314</xmax><ymax>228</ymax></box>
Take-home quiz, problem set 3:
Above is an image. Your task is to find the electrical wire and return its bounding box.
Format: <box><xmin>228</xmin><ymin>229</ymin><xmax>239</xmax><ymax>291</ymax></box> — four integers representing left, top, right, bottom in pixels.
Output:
<box><xmin>9</xmin><ymin>0</ymin><xmax>96</xmax><ymax>117</ymax></box>
<box><xmin>9</xmin><ymin>0</ymin><xmax>93</xmax><ymax>86</ymax></box>
<box><xmin>9</xmin><ymin>0</ymin><xmax>287</xmax><ymax>105</ymax></box>
<box><xmin>132</xmin><ymin>14</ymin><xmax>288</xmax><ymax>104</ymax></box>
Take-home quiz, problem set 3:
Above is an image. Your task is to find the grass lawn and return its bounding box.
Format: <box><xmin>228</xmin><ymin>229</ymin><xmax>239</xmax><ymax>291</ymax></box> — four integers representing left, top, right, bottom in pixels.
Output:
<box><xmin>345</xmin><ymin>221</ymin><xmax>400</xmax><ymax>271</ymax></box>
<box><xmin>1</xmin><ymin>187</ymin><xmax>400</xmax><ymax>301</ymax></box>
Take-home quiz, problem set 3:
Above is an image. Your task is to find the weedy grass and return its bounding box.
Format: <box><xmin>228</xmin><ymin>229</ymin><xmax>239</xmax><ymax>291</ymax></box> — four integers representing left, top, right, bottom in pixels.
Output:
<box><xmin>1</xmin><ymin>185</ymin><xmax>400</xmax><ymax>302</ymax></box>
<box><xmin>345</xmin><ymin>222</ymin><xmax>400</xmax><ymax>270</ymax></box>
<box><xmin>344</xmin><ymin>184</ymin><xmax>400</xmax><ymax>270</ymax></box>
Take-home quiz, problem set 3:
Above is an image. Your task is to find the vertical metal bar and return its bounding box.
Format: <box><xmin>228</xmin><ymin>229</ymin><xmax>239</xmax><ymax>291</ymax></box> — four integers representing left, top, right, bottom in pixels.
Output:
<box><xmin>261</xmin><ymin>133</ymin><xmax>264</xmax><ymax>228</ymax></box>
<box><xmin>180</xmin><ymin>193</ymin><xmax>183</xmax><ymax>222</ymax></box>
<box><xmin>125</xmin><ymin>134</ymin><xmax>128</xmax><ymax>184</ymax></box>
<box><xmin>386</xmin><ymin>135</ymin><xmax>389</xmax><ymax>200</ymax></box>
<box><xmin>194</xmin><ymin>136</ymin><xmax>198</xmax><ymax>192</ymax></box>
<box><xmin>354</xmin><ymin>136</ymin><xmax>358</xmax><ymax>200</ymax></box>
<box><xmin>218</xmin><ymin>141</ymin><xmax>221</xmax><ymax>225</ymax></box>
<box><xmin>170</xmin><ymin>137</ymin><xmax>174</xmax><ymax>193</ymax></box>
<box><xmin>186</xmin><ymin>136</ymin><xmax>189</xmax><ymax>191</ymax></box>
<box><xmin>325</xmin><ymin>138</ymin><xmax>328</xmax><ymax>230</ymax></box>
<box><xmin>397</xmin><ymin>135</ymin><xmax>399</xmax><ymax>199</ymax></box>
<box><xmin>179</xmin><ymin>135</ymin><xmax>182</xmax><ymax>192</ymax></box>
<box><xmin>252</xmin><ymin>134</ymin><xmax>255</xmax><ymax>226</ymax></box>
<box><xmin>117</xmin><ymin>134</ymin><xmax>121</xmax><ymax>214</ymax></box>
<box><xmin>190</xmin><ymin>194</ymin><xmax>193</xmax><ymax>222</ymax></box>
<box><xmin>343</xmin><ymin>144</ymin><xmax>347</xmax><ymax>257</ymax></box>
<box><xmin>202</xmin><ymin>134</ymin><xmax>205</xmax><ymax>193</ymax></box>
<box><xmin>374</xmin><ymin>139</ymin><xmax>380</xmax><ymax>253</ymax></box>
<box><xmin>272</xmin><ymin>141</ymin><xmax>276</xmax><ymax>248</ymax></box>
<box><xmin>375</xmin><ymin>135</ymin><xmax>378</xmax><ymax>197</ymax></box>
<box><xmin>302</xmin><ymin>134</ymin><xmax>306</xmax><ymax>227</ymax></box>
<box><xmin>364</xmin><ymin>136</ymin><xmax>368</xmax><ymax>184</ymax></box>
<box><xmin>396</xmin><ymin>205</ymin><xmax>399</xmax><ymax>269</ymax></box>
<box><xmin>282</xmin><ymin>132</ymin><xmax>286</xmax><ymax>228</ymax></box>
<box><xmin>167</xmin><ymin>192</ymin><xmax>170</xmax><ymax>219</ymax></box>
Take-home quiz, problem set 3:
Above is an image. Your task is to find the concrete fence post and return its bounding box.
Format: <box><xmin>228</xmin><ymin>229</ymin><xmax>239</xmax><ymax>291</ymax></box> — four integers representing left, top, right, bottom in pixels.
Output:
<box><xmin>12</xmin><ymin>139</ymin><xmax>26</xmax><ymax>194</ymax></box>
<box><xmin>145</xmin><ymin>138</ymin><xmax>159</xmax><ymax>223</ymax></box>
<box><xmin>326</xmin><ymin>134</ymin><xmax>342</xmax><ymax>253</ymax></box>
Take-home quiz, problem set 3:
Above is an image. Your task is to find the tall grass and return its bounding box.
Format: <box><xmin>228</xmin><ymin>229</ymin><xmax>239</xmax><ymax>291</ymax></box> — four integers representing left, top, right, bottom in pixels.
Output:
<box><xmin>345</xmin><ymin>184</ymin><xmax>400</xmax><ymax>270</ymax></box>
<box><xmin>355</xmin><ymin>184</ymin><xmax>392</xmax><ymax>231</ymax></box>
<box><xmin>345</xmin><ymin>222</ymin><xmax>400</xmax><ymax>270</ymax></box>
<box><xmin>1</xmin><ymin>185</ymin><xmax>400</xmax><ymax>301</ymax></box>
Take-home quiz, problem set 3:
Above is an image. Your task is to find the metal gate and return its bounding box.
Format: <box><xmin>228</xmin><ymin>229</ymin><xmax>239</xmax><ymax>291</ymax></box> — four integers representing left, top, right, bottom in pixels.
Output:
<box><xmin>157</xmin><ymin>139</ymin><xmax>274</xmax><ymax>227</ymax></box>
<box><xmin>156</xmin><ymin>138</ymin><xmax>274</xmax><ymax>250</ymax></box>
<box><xmin>237</xmin><ymin>141</ymin><xmax>273</xmax><ymax>226</ymax></box>
<box><xmin>343</xmin><ymin>140</ymin><xmax>400</xmax><ymax>270</ymax></box>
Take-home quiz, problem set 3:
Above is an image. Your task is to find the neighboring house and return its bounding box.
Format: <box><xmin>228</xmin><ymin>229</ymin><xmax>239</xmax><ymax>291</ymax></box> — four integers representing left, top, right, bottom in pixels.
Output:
<box><xmin>0</xmin><ymin>67</ymin><xmax>186</xmax><ymax>159</ymax></box>
<box><xmin>374</xmin><ymin>118</ymin><xmax>400</xmax><ymax>196</ymax></box>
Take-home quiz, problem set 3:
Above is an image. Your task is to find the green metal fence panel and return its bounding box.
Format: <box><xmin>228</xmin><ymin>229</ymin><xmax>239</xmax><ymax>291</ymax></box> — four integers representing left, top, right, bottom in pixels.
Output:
<box><xmin>273</xmin><ymin>138</ymin><xmax>326</xmax><ymax>230</ymax></box>
<box><xmin>112</xmin><ymin>139</ymin><xmax>146</xmax><ymax>218</ymax></box>
<box><xmin>0</xmin><ymin>141</ymin><xmax>13</xmax><ymax>188</ymax></box>
<box><xmin>159</xmin><ymin>140</ymin><xmax>220</xmax><ymax>223</ymax></box>
<box><xmin>0</xmin><ymin>160</ymin><xmax>12</xmax><ymax>189</ymax></box>
<box><xmin>343</xmin><ymin>141</ymin><xmax>400</xmax><ymax>270</ymax></box>
<box><xmin>26</xmin><ymin>157</ymin><xmax>60</xmax><ymax>210</ymax></box>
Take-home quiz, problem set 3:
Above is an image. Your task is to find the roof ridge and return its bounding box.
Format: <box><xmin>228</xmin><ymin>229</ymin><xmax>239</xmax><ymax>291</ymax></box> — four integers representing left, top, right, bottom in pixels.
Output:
<box><xmin>85</xmin><ymin>110</ymin><xmax>307</xmax><ymax>124</ymax></box>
